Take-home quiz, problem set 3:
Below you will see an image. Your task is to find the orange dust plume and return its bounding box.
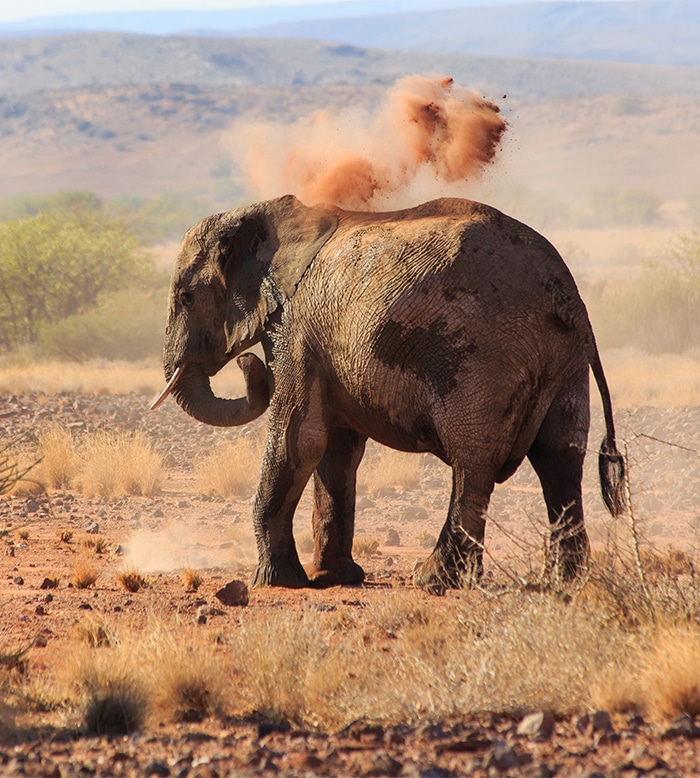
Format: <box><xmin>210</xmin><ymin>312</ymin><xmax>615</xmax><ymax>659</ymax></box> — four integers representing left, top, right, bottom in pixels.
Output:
<box><xmin>232</xmin><ymin>75</ymin><xmax>507</xmax><ymax>211</ymax></box>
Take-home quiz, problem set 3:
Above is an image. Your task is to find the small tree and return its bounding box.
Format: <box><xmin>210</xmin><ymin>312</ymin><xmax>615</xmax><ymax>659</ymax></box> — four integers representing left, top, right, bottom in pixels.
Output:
<box><xmin>0</xmin><ymin>207</ymin><xmax>151</xmax><ymax>349</ymax></box>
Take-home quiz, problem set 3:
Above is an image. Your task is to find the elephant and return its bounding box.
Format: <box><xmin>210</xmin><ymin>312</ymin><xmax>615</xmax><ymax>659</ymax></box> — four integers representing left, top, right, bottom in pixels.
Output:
<box><xmin>151</xmin><ymin>194</ymin><xmax>626</xmax><ymax>594</ymax></box>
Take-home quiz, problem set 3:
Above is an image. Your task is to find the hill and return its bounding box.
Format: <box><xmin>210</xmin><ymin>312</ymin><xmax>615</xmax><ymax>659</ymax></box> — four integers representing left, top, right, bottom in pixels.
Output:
<box><xmin>0</xmin><ymin>31</ymin><xmax>698</xmax><ymax>284</ymax></box>
<box><xmin>239</xmin><ymin>0</ymin><xmax>700</xmax><ymax>67</ymax></box>
<box><xmin>2</xmin><ymin>33</ymin><xmax>699</xmax><ymax>99</ymax></box>
<box><xmin>1</xmin><ymin>1</ymin><xmax>699</xmax><ymax>67</ymax></box>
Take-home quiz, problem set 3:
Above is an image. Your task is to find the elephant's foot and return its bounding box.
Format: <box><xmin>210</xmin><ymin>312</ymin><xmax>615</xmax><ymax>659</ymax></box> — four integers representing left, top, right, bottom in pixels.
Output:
<box><xmin>413</xmin><ymin>550</ymin><xmax>482</xmax><ymax>596</ymax></box>
<box><xmin>548</xmin><ymin>528</ymin><xmax>590</xmax><ymax>583</ymax></box>
<box><xmin>305</xmin><ymin>558</ymin><xmax>365</xmax><ymax>588</ymax></box>
<box><xmin>250</xmin><ymin>558</ymin><xmax>310</xmax><ymax>589</ymax></box>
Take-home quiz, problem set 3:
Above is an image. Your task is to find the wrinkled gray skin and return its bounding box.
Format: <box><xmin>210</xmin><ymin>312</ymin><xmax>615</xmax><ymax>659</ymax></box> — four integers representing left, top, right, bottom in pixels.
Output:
<box><xmin>160</xmin><ymin>195</ymin><xmax>626</xmax><ymax>594</ymax></box>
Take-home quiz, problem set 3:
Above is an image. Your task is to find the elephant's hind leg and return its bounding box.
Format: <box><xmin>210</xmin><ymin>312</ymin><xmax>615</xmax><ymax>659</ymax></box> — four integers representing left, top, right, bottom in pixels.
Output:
<box><xmin>414</xmin><ymin>466</ymin><xmax>494</xmax><ymax>595</ymax></box>
<box><xmin>305</xmin><ymin>428</ymin><xmax>367</xmax><ymax>588</ymax></box>
<box><xmin>527</xmin><ymin>384</ymin><xmax>590</xmax><ymax>580</ymax></box>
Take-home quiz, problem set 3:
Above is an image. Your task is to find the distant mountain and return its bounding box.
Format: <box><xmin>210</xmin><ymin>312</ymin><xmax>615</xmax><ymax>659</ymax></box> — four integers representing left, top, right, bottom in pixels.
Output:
<box><xmin>2</xmin><ymin>33</ymin><xmax>699</xmax><ymax>101</ymax></box>
<box><xmin>0</xmin><ymin>1</ymin><xmax>513</xmax><ymax>37</ymax></box>
<box><xmin>237</xmin><ymin>0</ymin><xmax>700</xmax><ymax>67</ymax></box>
<box><xmin>1</xmin><ymin>1</ymin><xmax>698</xmax><ymax>67</ymax></box>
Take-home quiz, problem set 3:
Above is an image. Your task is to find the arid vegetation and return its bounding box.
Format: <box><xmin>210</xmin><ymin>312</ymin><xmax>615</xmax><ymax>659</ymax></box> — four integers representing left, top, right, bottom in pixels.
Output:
<box><xmin>0</xmin><ymin>75</ymin><xmax>699</xmax><ymax>778</ymax></box>
<box><xmin>2</xmin><ymin>537</ymin><xmax>700</xmax><ymax>737</ymax></box>
<box><xmin>1</xmin><ymin>382</ymin><xmax>699</xmax><ymax>773</ymax></box>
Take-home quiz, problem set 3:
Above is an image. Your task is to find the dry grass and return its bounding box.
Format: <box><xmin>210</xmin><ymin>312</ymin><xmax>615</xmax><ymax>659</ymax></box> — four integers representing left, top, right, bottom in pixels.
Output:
<box><xmin>81</xmin><ymin>535</ymin><xmax>110</xmax><ymax>554</ymax></box>
<box><xmin>0</xmin><ymin>356</ymin><xmax>248</xmax><ymax>398</ymax></box>
<box><xmin>78</xmin><ymin>430</ymin><xmax>164</xmax><ymax>498</ymax></box>
<box><xmin>296</xmin><ymin>532</ymin><xmax>315</xmax><ymax>554</ymax></box>
<box><xmin>1</xmin><ymin>445</ymin><xmax>42</xmax><ymax>496</ymax></box>
<box><xmin>67</xmin><ymin>649</ymin><xmax>148</xmax><ymax>736</ymax></box>
<box><xmin>36</xmin><ymin>426</ymin><xmax>77</xmax><ymax>489</ymax></box>
<box><xmin>601</xmin><ymin>348</ymin><xmax>700</xmax><ymax>408</ymax></box>
<box><xmin>56</xmin><ymin>529</ymin><xmax>73</xmax><ymax>544</ymax></box>
<box><xmin>358</xmin><ymin>445</ymin><xmax>425</xmax><ymax>496</ymax></box>
<box><xmin>592</xmin><ymin>626</ymin><xmax>700</xmax><ymax>719</ymax></box>
<box><xmin>116</xmin><ymin>568</ymin><xmax>150</xmax><ymax>593</ymax></box>
<box><xmin>9</xmin><ymin>550</ymin><xmax>700</xmax><ymax>739</ymax></box>
<box><xmin>353</xmin><ymin>536</ymin><xmax>380</xmax><ymax>558</ymax></box>
<box><xmin>182</xmin><ymin>568</ymin><xmax>203</xmax><ymax>592</ymax></box>
<box><xmin>0</xmin><ymin>359</ymin><xmax>164</xmax><ymax>397</ymax></box>
<box><xmin>228</xmin><ymin>591</ymin><xmax>636</xmax><ymax>730</ymax></box>
<box><xmin>72</xmin><ymin>615</ymin><xmax>118</xmax><ymax>648</ymax></box>
<box><xmin>5</xmin><ymin>427</ymin><xmax>164</xmax><ymax>498</ymax></box>
<box><xmin>194</xmin><ymin>431</ymin><xmax>265</xmax><ymax>498</ymax></box>
<box><xmin>58</xmin><ymin>621</ymin><xmax>230</xmax><ymax>732</ymax></box>
<box><xmin>148</xmin><ymin>638</ymin><xmax>227</xmax><ymax>723</ymax></box>
<box><xmin>5</xmin><ymin>348</ymin><xmax>690</xmax><ymax>411</ymax></box>
<box><xmin>71</xmin><ymin>559</ymin><xmax>101</xmax><ymax>589</ymax></box>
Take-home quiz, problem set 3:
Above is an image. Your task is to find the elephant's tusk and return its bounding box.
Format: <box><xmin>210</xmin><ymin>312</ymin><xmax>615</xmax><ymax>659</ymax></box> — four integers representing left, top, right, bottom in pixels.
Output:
<box><xmin>149</xmin><ymin>364</ymin><xmax>186</xmax><ymax>410</ymax></box>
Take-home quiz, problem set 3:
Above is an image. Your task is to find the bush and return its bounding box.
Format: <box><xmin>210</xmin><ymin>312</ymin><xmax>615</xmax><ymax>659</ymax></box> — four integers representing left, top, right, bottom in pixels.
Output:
<box><xmin>38</xmin><ymin>286</ymin><xmax>168</xmax><ymax>361</ymax></box>
<box><xmin>575</xmin><ymin>188</ymin><xmax>662</xmax><ymax>227</ymax></box>
<box><xmin>109</xmin><ymin>191</ymin><xmax>217</xmax><ymax>244</ymax></box>
<box><xmin>589</xmin><ymin>230</ymin><xmax>700</xmax><ymax>353</ymax></box>
<box><xmin>0</xmin><ymin>204</ymin><xmax>153</xmax><ymax>350</ymax></box>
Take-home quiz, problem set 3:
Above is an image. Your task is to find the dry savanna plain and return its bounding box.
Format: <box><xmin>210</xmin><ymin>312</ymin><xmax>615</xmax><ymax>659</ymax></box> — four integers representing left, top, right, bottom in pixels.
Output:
<box><xmin>1</xmin><ymin>47</ymin><xmax>700</xmax><ymax>776</ymax></box>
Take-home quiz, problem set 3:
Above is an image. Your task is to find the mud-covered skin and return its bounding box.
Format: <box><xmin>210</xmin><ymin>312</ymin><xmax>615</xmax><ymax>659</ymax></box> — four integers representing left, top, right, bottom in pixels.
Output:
<box><xmin>161</xmin><ymin>195</ymin><xmax>625</xmax><ymax>593</ymax></box>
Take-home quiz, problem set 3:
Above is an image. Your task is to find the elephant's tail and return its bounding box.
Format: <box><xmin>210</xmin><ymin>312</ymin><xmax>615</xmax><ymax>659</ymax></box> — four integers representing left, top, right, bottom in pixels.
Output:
<box><xmin>590</xmin><ymin>349</ymin><xmax>627</xmax><ymax>517</ymax></box>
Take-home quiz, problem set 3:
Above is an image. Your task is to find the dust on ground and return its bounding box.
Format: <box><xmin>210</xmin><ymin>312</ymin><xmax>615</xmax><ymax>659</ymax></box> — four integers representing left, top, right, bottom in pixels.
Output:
<box><xmin>1</xmin><ymin>392</ymin><xmax>700</xmax><ymax>776</ymax></box>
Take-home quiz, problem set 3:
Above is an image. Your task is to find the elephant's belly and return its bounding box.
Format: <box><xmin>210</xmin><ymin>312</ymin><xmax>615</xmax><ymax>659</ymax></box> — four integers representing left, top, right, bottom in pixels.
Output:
<box><xmin>328</xmin><ymin>371</ymin><xmax>446</xmax><ymax>457</ymax></box>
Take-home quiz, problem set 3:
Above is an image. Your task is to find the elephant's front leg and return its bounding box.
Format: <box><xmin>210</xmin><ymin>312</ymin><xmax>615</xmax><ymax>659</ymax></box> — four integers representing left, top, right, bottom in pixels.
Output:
<box><xmin>305</xmin><ymin>428</ymin><xmax>367</xmax><ymax>588</ymax></box>
<box><xmin>250</xmin><ymin>406</ymin><xmax>329</xmax><ymax>588</ymax></box>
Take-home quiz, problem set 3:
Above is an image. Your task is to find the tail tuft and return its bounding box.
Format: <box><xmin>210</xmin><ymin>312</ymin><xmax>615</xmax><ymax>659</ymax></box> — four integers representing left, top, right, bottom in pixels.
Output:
<box><xmin>599</xmin><ymin>437</ymin><xmax>627</xmax><ymax>517</ymax></box>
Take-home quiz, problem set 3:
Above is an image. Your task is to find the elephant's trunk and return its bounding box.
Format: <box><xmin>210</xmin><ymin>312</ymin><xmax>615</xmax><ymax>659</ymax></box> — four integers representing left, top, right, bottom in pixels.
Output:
<box><xmin>151</xmin><ymin>353</ymin><xmax>270</xmax><ymax>427</ymax></box>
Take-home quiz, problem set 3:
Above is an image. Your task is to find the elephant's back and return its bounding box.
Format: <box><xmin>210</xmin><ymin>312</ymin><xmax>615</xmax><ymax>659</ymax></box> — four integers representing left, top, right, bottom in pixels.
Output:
<box><xmin>321</xmin><ymin>200</ymin><xmax>575</xmax><ymax>316</ymax></box>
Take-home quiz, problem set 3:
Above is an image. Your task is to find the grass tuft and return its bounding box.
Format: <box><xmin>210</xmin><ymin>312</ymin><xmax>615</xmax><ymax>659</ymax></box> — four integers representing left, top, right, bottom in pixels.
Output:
<box><xmin>182</xmin><ymin>568</ymin><xmax>203</xmax><ymax>592</ymax></box>
<box><xmin>116</xmin><ymin>568</ymin><xmax>149</xmax><ymax>593</ymax></box>
<box><xmin>354</xmin><ymin>536</ymin><xmax>380</xmax><ymax>558</ymax></box>
<box><xmin>72</xmin><ymin>616</ymin><xmax>118</xmax><ymax>648</ymax></box>
<box><xmin>358</xmin><ymin>445</ymin><xmax>424</xmax><ymax>496</ymax></box>
<box><xmin>194</xmin><ymin>430</ymin><xmax>265</xmax><ymax>498</ymax></box>
<box><xmin>37</xmin><ymin>425</ymin><xmax>77</xmax><ymax>489</ymax></box>
<box><xmin>81</xmin><ymin>535</ymin><xmax>110</xmax><ymax>554</ymax></box>
<box><xmin>142</xmin><ymin>624</ymin><xmax>228</xmax><ymax>723</ymax></box>
<box><xmin>71</xmin><ymin>559</ymin><xmax>100</xmax><ymax>589</ymax></box>
<box><xmin>78</xmin><ymin>430</ymin><xmax>164</xmax><ymax>498</ymax></box>
<box><xmin>70</xmin><ymin>652</ymin><xmax>147</xmax><ymax>735</ymax></box>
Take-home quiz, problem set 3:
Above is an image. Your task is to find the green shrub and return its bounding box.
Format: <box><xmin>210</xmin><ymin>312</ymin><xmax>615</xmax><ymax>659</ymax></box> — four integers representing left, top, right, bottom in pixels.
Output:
<box><xmin>589</xmin><ymin>231</ymin><xmax>700</xmax><ymax>353</ymax></box>
<box><xmin>575</xmin><ymin>188</ymin><xmax>662</xmax><ymax>227</ymax></box>
<box><xmin>38</xmin><ymin>287</ymin><xmax>168</xmax><ymax>361</ymax></box>
<box><xmin>0</xmin><ymin>207</ymin><xmax>152</xmax><ymax>349</ymax></box>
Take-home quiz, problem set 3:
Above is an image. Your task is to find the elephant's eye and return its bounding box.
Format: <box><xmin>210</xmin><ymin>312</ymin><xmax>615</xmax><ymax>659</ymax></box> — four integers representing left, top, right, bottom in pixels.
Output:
<box><xmin>179</xmin><ymin>289</ymin><xmax>194</xmax><ymax>308</ymax></box>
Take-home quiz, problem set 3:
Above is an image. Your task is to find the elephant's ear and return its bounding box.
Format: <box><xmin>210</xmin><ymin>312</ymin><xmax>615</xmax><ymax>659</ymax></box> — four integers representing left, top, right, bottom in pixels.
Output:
<box><xmin>259</xmin><ymin>195</ymin><xmax>339</xmax><ymax>299</ymax></box>
<box><xmin>217</xmin><ymin>196</ymin><xmax>338</xmax><ymax>351</ymax></box>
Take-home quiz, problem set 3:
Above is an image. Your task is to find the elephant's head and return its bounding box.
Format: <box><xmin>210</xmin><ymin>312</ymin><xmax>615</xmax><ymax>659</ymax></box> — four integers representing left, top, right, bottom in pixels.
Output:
<box><xmin>151</xmin><ymin>195</ymin><xmax>338</xmax><ymax>426</ymax></box>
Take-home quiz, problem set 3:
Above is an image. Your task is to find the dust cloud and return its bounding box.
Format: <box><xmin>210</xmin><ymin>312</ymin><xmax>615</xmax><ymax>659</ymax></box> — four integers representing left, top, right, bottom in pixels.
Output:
<box><xmin>231</xmin><ymin>75</ymin><xmax>507</xmax><ymax>211</ymax></box>
<box><xmin>123</xmin><ymin>522</ymin><xmax>256</xmax><ymax>573</ymax></box>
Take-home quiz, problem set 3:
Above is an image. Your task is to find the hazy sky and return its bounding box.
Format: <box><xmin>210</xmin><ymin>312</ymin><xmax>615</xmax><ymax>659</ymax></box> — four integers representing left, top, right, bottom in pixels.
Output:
<box><xmin>1</xmin><ymin>0</ymin><xmax>637</xmax><ymax>25</ymax></box>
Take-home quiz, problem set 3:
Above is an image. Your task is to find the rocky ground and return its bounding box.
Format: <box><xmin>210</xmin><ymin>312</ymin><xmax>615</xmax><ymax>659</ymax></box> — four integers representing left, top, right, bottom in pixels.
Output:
<box><xmin>1</xmin><ymin>391</ymin><xmax>700</xmax><ymax>776</ymax></box>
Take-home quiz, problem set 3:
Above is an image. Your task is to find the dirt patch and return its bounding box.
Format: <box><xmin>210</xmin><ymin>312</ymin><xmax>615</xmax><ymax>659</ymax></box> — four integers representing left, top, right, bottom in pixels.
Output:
<box><xmin>1</xmin><ymin>392</ymin><xmax>700</xmax><ymax>775</ymax></box>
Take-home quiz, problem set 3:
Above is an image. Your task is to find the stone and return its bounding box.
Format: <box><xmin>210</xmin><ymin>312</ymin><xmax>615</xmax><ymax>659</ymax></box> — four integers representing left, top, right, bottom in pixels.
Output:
<box><xmin>517</xmin><ymin>710</ymin><xmax>555</xmax><ymax>739</ymax></box>
<box><xmin>384</xmin><ymin>528</ymin><xmax>401</xmax><ymax>546</ymax></box>
<box><xmin>84</xmin><ymin>521</ymin><xmax>99</xmax><ymax>534</ymax></box>
<box><xmin>214</xmin><ymin>580</ymin><xmax>249</xmax><ymax>606</ymax></box>
<box><xmin>401</xmin><ymin>505</ymin><xmax>429</xmax><ymax>521</ymax></box>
